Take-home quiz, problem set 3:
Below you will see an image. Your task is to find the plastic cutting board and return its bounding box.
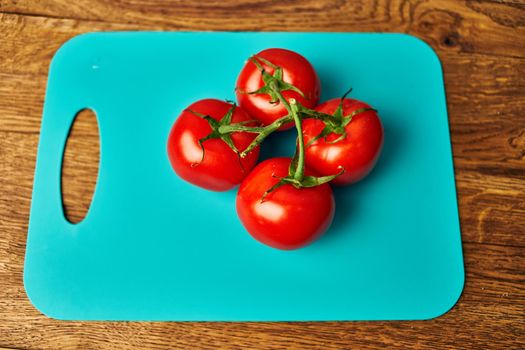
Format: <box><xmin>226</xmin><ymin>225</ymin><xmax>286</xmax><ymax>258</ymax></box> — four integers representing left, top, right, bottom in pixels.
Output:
<box><xmin>24</xmin><ymin>32</ymin><xmax>464</xmax><ymax>321</ymax></box>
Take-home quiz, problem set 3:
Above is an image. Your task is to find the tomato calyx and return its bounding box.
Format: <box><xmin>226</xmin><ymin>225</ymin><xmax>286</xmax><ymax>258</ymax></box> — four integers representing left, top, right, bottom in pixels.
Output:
<box><xmin>306</xmin><ymin>89</ymin><xmax>377</xmax><ymax>147</ymax></box>
<box><xmin>186</xmin><ymin>102</ymin><xmax>249</xmax><ymax>167</ymax></box>
<box><xmin>224</xmin><ymin>56</ymin><xmax>310</xmax><ymax>158</ymax></box>
<box><xmin>261</xmin><ymin>154</ymin><xmax>344</xmax><ymax>202</ymax></box>
<box><xmin>243</xmin><ymin>56</ymin><xmax>306</xmax><ymax>104</ymax></box>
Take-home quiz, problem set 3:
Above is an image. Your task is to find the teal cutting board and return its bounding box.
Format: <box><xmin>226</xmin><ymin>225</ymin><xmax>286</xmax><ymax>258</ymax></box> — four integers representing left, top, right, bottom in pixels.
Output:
<box><xmin>24</xmin><ymin>32</ymin><xmax>464</xmax><ymax>321</ymax></box>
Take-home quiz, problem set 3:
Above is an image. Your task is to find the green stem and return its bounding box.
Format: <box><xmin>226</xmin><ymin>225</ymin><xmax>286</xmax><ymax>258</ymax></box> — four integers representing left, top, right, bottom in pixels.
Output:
<box><xmin>289</xmin><ymin>100</ymin><xmax>305</xmax><ymax>181</ymax></box>
<box><xmin>218</xmin><ymin>124</ymin><xmax>266</xmax><ymax>134</ymax></box>
<box><xmin>298</xmin><ymin>107</ymin><xmax>335</xmax><ymax>122</ymax></box>
<box><xmin>269</xmin><ymin>81</ymin><xmax>305</xmax><ymax>181</ymax></box>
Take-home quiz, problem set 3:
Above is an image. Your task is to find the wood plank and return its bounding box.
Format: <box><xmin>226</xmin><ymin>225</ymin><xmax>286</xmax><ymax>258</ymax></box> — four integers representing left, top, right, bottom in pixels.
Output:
<box><xmin>445</xmin><ymin>54</ymin><xmax>525</xmax><ymax>178</ymax></box>
<box><xmin>456</xmin><ymin>172</ymin><xmax>525</xmax><ymax>247</ymax></box>
<box><xmin>0</xmin><ymin>73</ymin><xmax>46</xmax><ymax>133</ymax></box>
<box><xmin>1</xmin><ymin>0</ymin><xmax>524</xmax><ymax>59</ymax></box>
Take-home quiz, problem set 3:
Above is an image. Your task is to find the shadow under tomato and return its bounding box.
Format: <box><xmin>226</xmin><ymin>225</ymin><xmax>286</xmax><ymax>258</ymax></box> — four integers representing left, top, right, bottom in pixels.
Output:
<box><xmin>258</xmin><ymin>128</ymin><xmax>297</xmax><ymax>161</ymax></box>
<box><xmin>316</xmin><ymin>65</ymin><xmax>352</xmax><ymax>103</ymax></box>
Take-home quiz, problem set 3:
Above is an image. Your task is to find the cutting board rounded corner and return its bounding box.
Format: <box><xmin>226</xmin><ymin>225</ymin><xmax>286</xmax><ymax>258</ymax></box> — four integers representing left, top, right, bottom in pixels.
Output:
<box><xmin>23</xmin><ymin>268</ymin><xmax>66</xmax><ymax>320</ymax></box>
<box><xmin>390</xmin><ymin>33</ymin><xmax>443</xmax><ymax>66</ymax></box>
<box><xmin>424</xmin><ymin>270</ymin><xmax>465</xmax><ymax>320</ymax></box>
<box><xmin>48</xmin><ymin>32</ymin><xmax>100</xmax><ymax>73</ymax></box>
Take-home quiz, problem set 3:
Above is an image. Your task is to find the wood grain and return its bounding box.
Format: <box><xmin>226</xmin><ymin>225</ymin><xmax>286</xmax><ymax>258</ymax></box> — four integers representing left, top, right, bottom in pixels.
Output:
<box><xmin>0</xmin><ymin>0</ymin><xmax>524</xmax><ymax>349</ymax></box>
<box><xmin>1</xmin><ymin>0</ymin><xmax>524</xmax><ymax>58</ymax></box>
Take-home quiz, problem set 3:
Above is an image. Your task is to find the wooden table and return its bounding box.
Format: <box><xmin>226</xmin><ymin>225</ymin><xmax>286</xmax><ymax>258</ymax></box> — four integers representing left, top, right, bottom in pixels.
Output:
<box><xmin>1</xmin><ymin>1</ymin><xmax>524</xmax><ymax>349</ymax></box>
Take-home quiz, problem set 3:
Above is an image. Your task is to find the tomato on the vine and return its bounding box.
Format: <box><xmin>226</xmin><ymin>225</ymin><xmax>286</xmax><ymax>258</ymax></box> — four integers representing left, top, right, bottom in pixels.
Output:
<box><xmin>236</xmin><ymin>158</ymin><xmax>335</xmax><ymax>250</ymax></box>
<box><xmin>167</xmin><ymin>99</ymin><xmax>260</xmax><ymax>191</ymax></box>
<box><xmin>236</xmin><ymin>48</ymin><xmax>320</xmax><ymax>129</ymax></box>
<box><xmin>303</xmin><ymin>98</ymin><xmax>384</xmax><ymax>185</ymax></box>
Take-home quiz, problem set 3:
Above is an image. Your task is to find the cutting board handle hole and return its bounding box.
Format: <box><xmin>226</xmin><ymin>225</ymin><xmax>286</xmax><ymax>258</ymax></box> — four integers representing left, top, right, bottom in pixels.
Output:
<box><xmin>61</xmin><ymin>108</ymin><xmax>100</xmax><ymax>224</ymax></box>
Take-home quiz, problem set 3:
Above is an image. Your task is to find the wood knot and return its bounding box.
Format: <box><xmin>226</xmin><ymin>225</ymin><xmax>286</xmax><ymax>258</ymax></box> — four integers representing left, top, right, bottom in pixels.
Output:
<box><xmin>442</xmin><ymin>33</ymin><xmax>459</xmax><ymax>47</ymax></box>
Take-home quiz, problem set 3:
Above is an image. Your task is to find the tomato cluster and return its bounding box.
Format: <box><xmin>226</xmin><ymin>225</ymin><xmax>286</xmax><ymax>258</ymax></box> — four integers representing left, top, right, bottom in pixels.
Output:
<box><xmin>168</xmin><ymin>48</ymin><xmax>384</xmax><ymax>250</ymax></box>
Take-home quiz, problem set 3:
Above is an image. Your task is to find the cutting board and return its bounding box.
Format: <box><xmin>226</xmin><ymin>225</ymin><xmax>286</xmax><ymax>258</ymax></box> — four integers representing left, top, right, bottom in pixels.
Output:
<box><xmin>24</xmin><ymin>32</ymin><xmax>464</xmax><ymax>321</ymax></box>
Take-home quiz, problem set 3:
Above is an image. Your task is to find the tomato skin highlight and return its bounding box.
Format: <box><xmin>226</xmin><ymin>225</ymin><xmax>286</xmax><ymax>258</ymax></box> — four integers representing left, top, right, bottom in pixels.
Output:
<box><xmin>236</xmin><ymin>158</ymin><xmax>335</xmax><ymax>250</ymax></box>
<box><xmin>236</xmin><ymin>48</ymin><xmax>321</xmax><ymax>130</ymax></box>
<box><xmin>167</xmin><ymin>99</ymin><xmax>260</xmax><ymax>191</ymax></box>
<box><xmin>303</xmin><ymin>98</ymin><xmax>384</xmax><ymax>185</ymax></box>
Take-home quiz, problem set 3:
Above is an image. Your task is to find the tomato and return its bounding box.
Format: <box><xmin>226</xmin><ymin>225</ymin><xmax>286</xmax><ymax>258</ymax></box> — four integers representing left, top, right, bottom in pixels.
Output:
<box><xmin>236</xmin><ymin>158</ymin><xmax>335</xmax><ymax>250</ymax></box>
<box><xmin>303</xmin><ymin>98</ymin><xmax>384</xmax><ymax>185</ymax></box>
<box><xmin>236</xmin><ymin>48</ymin><xmax>321</xmax><ymax>129</ymax></box>
<box><xmin>167</xmin><ymin>99</ymin><xmax>260</xmax><ymax>191</ymax></box>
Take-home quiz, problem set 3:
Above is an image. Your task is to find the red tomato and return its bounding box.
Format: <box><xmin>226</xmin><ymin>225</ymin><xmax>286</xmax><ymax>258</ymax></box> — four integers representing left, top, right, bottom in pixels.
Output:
<box><xmin>236</xmin><ymin>48</ymin><xmax>321</xmax><ymax>129</ymax></box>
<box><xmin>303</xmin><ymin>98</ymin><xmax>384</xmax><ymax>185</ymax></box>
<box><xmin>167</xmin><ymin>99</ymin><xmax>260</xmax><ymax>191</ymax></box>
<box><xmin>236</xmin><ymin>158</ymin><xmax>335</xmax><ymax>250</ymax></box>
